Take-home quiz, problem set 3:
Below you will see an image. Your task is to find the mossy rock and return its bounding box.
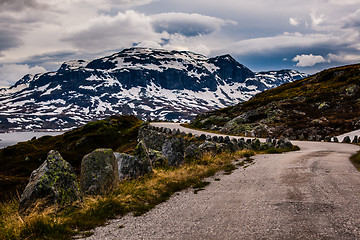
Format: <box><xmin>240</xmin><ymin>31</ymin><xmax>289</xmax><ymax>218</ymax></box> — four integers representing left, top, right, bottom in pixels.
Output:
<box><xmin>80</xmin><ymin>148</ymin><xmax>119</xmax><ymax>195</ymax></box>
<box><xmin>18</xmin><ymin>150</ymin><xmax>81</xmax><ymax>216</ymax></box>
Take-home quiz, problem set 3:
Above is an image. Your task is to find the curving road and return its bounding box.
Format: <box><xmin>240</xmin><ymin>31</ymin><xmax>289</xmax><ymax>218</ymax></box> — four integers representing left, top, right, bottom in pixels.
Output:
<box><xmin>85</xmin><ymin>123</ymin><xmax>360</xmax><ymax>240</ymax></box>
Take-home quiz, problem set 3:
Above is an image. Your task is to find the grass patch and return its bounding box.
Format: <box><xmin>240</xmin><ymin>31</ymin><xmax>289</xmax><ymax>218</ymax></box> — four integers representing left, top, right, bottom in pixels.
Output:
<box><xmin>0</xmin><ymin>150</ymin><xmax>249</xmax><ymax>240</ymax></box>
<box><xmin>264</xmin><ymin>146</ymin><xmax>300</xmax><ymax>154</ymax></box>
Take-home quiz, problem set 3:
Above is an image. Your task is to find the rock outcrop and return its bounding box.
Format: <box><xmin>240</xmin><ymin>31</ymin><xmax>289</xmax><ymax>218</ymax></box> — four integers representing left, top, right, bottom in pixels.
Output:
<box><xmin>19</xmin><ymin>150</ymin><xmax>80</xmax><ymax>215</ymax></box>
<box><xmin>80</xmin><ymin>148</ymin><xmax>119</xmax><ymax>195</ymax></box>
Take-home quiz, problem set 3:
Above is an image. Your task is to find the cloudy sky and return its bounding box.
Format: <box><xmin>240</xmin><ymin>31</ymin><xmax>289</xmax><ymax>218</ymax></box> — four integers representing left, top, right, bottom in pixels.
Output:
<box><xmin>1</xmin><ymin>0</ymin><xmax>360</xmax><ymax>86</ymax></box>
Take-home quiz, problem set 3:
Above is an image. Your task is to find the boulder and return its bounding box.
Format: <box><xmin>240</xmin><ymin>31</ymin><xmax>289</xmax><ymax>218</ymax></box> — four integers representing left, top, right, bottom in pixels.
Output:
<box><xmin>199</xmin><ymin>140</ymin><xmax>217</xmax><ymax>153</ymax></box>
<box><xmin>199</xmin><ymin>134</ymin><xmax>207</xmax><ymax>140</ymax></box>
<box><xmin>211</xmin><ymin>136</ymin><xmax>218</xmax><ymax>142</ymax></box>
<box><xmin>342</xmin><ymin>136</ymin><xmax>351</xmax><ymax>143</ymax></box>
<box><xmin>19</xmin><ymin>150</ymin><xmax>80</xmax><ymax>215</ymax></box>
<box><xmin>162</xmin><ymin>137</ymin><xmax>185</xmax><ymax>166</ymax></box>
<box><xmin>133</xmin><ymin>141</ymin><xmax>150</xmax><ymax>163</ymax></box>
<box><xmin>277</xmin><ymin>137</ymin><xmax>293</xmax><ymax>149</ymax></box>
<box><xmin>352</xmin><ymin>136</ymin><xmax>358</xmax><ymax>144</ymax></box>
<box><xmin>114</xmin><ymin>152</ymin><xmax>152</xmax><ymax>180</ymax></box>
<box><xmin>333</xmin><ymin>137</ymin><xmax>339</xmax><ymax>142</ymax></box>
<box><xmin>224</xmin><ymin>136</ymin><xmax>230</xmax><ymax>143</ymax></box>
<box><xmin>80</xmin><ymin>148</ymin><xmax>119</xmax><ymax>195</ymax></box>
<box><xmin>250</xmin><ymin>139</ymin><xmax>261</xmax><ymax>151</ymax></box>
<box><xmin>185</xmin><ymin>143</ymin><xmax>202</xmax><ymax>161</ymax></box>
<box><xmin>148</xmin><ymin>149</ymin><xmax>167</xmax><ymax>168</ymax></box>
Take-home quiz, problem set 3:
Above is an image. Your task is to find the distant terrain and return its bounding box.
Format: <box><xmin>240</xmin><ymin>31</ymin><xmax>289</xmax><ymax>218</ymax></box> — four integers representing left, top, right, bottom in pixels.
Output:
<box><xmin>190</xmin><ymin>64</ymin><xmax>360</xmax><ymax>140</ymax></box>
<box><xmin>0</xmin><ymin>47</ymin><xmax>306</xmax><ymax>131</ymax></box>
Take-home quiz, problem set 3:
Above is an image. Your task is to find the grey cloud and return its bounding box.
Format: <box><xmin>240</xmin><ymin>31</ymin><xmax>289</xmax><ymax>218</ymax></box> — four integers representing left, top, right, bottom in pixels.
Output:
<box><xmin>0</xmin><ymin>29</ymin><xmax>23</xmax><ymax>52</ymax></box>
<box><xmin>0</xmin><ymin>0</ymin><xmax>48</xmax><ymax>12</ymax></box>
<box><xmin>342</xmin><ymin>9</ymin><xmax>360</xmax><ymax>28</ymax></box>
<box><xmin>19</xmin><ymin>51</ymin><xmax>77</xmax><ymax>70</ymax></box>
<box><xmin>151</xmin><ymin>12</ymin><xmax>235</xmax><ymax>37</ymax></box>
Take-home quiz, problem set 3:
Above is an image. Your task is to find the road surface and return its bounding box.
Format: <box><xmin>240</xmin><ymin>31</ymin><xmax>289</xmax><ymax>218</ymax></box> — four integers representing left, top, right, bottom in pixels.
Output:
<box><xmin>85</xmin><ymin>123</ymin><xmax>360</xmax><ymax>240</ymax></box>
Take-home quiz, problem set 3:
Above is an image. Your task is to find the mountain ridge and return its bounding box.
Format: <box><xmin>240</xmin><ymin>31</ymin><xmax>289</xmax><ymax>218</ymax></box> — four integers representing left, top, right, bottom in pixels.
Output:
<box><xmin>0</xmin><ymin>47</ymin><xmax>307</xmax><ymax>131</ymax></box>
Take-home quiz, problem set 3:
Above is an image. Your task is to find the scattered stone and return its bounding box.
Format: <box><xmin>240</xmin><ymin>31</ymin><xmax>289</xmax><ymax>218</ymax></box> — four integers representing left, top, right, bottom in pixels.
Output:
<box><xmin>224</xmin><ymin>136</ymin><xmax>230</xmax><ymax>143</ymax></box>
<box><xmin>80</xmin><ymin>148</ymin><xmax>119</xmax><ymax>195</ymax></box>
<box><xmin>187</xmin><ymin>132</ymin><xmax>193</xmax><ymax>137</ymax></box>
<box><xmin>162</xmin><ymin>138</ymin><xmax>185</xmax><ymax>166</ymax></box>
<box><xmin>206</xmin><ymin>135</ymin><xmax>212</xmax><ymax>141</ymax></box>
<box><xmin>180</xmin><ymin>131</ymin><xmax>186</xmax><ymax>137</ymax></box>
<box><xmin>352</xmin><ymin>136</ymin><xmax>358</xmax><ymax>143</ymax></box>
<box><xmin>218</xmin><ymin>136</ymin><xmax>224</xmax><ymax>142</ymax></box>
<box><xmin>212</xmin><ymin>136</ymin><xmax>218</xmax><ymax>142</ymax></box>
<box><xmin>19</xmin><ymin>150</ymin><xmax>81</xmax><ymax>215</ymax></box>
<box><xmin>114</xmin><ymin>152</ymin><xmax>152</xmax><ymax>180</ymax></box>
<box><xmin>333</xmin><ymin>137</ymin><xmax>339</xmax><ymax>142</ymax></box>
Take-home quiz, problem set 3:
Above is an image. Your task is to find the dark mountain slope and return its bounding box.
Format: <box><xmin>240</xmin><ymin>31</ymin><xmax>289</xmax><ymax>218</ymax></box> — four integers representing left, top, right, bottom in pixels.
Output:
<box><xmin>190</xmin><ymin>64</ymin><xmax>360</xmax><ymax>140</ymax></box>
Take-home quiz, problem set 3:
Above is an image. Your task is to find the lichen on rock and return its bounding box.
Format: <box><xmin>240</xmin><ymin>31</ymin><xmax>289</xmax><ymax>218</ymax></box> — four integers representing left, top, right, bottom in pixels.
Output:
<box><xmin>80</xmin><ymin>148</ymin><xmax>119</xmax><ymax>195</ymax></box>
<box><xmin>18</xmin><ymin>150</ymin><xmax>81</xmax><ymax>215</ymax></box>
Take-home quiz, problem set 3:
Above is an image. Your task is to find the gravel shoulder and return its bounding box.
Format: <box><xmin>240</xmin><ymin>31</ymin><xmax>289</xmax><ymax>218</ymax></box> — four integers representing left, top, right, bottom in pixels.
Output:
<box><xmin>83</xmin><ymin>123</ymin><xmax>360</xmax><ymax>240</ymax></box>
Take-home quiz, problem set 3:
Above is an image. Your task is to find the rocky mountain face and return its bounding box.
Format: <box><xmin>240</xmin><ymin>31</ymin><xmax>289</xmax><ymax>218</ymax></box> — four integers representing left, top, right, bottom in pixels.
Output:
<box><xmin>0</xmin><ymin>48</ymin><xmax>307</xmax><ymax>131</ymax></box>
<box><xmin>190</xmin><ymin>64</ymin><xmax>360</xmax><ymax>140</ymax></box>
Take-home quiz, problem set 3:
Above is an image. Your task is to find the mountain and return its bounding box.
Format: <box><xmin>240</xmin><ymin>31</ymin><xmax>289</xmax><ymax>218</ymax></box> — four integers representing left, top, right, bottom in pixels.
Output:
<box><xmin>190</xmin><ymin>64</ymin><xmax>360</xmax><ymax>140</ymax></box>
<box><xmin>0</xmin><ymin>48</ymin><xmax>307</xmax><ymax>131</ymax></box>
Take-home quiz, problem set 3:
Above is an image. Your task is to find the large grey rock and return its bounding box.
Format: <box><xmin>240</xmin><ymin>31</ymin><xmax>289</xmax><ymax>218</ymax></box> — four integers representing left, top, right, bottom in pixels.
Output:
<box><xmin>114</xmin><ymin>152</ymin><xmax>152</xmax><ymax>180</ymax></box>
<box><xmin>80</xmin><ymin>148</ymin><xmax>119</xmax><ymax>195</ymax></box>
<box><xmin>19</xmin><ymin>150</ymin><xmax>80</xmax><ymax>215</ymax></box>
<box><xmin>352</xmin><ymin>136</ymin><xmax>358</xmax><ymax>144</ymax></box>
<box><xmin>161</xmin><ymin>137</ymin><xmax>185</xmax><ymax>166</ymax></box>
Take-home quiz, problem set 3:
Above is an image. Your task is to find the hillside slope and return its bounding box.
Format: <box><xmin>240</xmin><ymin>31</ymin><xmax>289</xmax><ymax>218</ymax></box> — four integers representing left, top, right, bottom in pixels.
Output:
<box><xmin>0</xmin><ymin>47</ymin><xmax>306</xmax><ymax>131</ymax></box>
<box><xmin>0</xmin><ymin>115</ymin><xmax>142</xmax><ymax>201</ymax></box>
<box><xmin>190</xmin><ymin>64</ymin><xmax>360</xmax><ymax>140</ymax></box>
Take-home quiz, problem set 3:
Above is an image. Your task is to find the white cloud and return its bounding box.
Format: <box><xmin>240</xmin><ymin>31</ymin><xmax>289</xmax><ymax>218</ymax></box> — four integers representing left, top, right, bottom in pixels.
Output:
<box><xmin>0</xmin><ymin>64</ymin><xmax>46</xmax><ymax>86</ymax></box>
<box><xmin>289</xmin><ymin>17</ymin><xmax>299</xmax><ymax>26</ymax></box>
<box><xmin>292</xmin><ymin>54</ymin><xmax>326</xmax><ymax>67</ymax></box>
<box><xmin>310</xmin><ymin>9</ymin><xmax>326</xmax><ymax>28</ymax></box>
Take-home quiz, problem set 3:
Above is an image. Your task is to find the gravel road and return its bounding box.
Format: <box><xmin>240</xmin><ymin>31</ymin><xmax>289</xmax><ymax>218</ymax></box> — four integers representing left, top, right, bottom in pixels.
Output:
<box><xmin>84</xmin><ymin>123</ymin><xmax>360</xmax><ymax>240</ymax></box>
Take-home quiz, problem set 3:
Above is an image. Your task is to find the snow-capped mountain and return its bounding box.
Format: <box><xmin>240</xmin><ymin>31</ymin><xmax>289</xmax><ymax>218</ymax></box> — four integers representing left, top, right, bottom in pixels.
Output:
<box><xmin>0</xmin><ymin>48</ymin><xmax>307</xmax><ymax>131</ymax></box>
